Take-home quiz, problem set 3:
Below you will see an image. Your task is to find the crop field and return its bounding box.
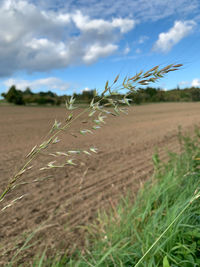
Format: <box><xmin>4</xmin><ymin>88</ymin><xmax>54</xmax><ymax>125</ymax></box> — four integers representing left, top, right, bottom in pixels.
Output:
<box><xmin>1</xmin><ymin>102</ymin><xmax>200</xmax><ymax>264</ymax></box>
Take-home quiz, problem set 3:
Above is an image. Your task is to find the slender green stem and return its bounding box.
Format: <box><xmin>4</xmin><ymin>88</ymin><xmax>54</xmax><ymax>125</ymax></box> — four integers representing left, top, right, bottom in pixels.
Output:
<box><xmin>134</xmin><ymin>194</ymin><xmax>199</xmax><ymax>267</ymax></box>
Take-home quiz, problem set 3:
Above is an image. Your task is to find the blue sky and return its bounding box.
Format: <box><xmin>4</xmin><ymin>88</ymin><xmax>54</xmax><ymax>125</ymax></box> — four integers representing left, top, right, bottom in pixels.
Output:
<box><xmin>0</xmin><ymin>0</ymin><xmax>200</xmax><ymax>97</ymax></box>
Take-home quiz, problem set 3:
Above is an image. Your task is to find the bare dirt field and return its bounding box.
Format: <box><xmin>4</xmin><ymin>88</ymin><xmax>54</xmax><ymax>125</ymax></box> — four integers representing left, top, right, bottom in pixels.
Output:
<box><xmin>1</xmin><ymin>102</ymin><xmax>200</xmax><ymax>265</ymax></box>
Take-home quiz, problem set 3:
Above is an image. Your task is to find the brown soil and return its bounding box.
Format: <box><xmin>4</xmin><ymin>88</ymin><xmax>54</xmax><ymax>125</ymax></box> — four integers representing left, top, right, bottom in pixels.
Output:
<box><xmin>0</xmin><ymin>102</ymin><xmax>200</xmax><ymax>265</ymax></box>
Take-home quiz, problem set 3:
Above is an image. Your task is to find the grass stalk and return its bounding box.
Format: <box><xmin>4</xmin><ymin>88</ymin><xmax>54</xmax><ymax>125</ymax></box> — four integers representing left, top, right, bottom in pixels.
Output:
<box><xmin>135</xmin><ymin>190</ymin><xmax>200</xmax><ymax>267</ymax></box>
<box><xmin>1</xmin><ymin>64</ymin><xmax>182</xmax><ymax>204</ymax></box>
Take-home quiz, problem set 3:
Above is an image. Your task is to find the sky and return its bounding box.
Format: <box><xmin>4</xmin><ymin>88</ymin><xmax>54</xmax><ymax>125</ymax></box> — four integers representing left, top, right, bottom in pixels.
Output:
<box><xmin>0</xmin><ymin>0</ymin><xmax>200</xmax><ymax>97</ymax></box>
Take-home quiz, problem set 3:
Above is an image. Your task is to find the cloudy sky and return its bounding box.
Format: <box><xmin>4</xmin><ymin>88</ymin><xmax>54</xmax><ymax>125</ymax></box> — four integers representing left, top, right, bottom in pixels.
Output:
<box><xmin>0</xmin><ymin>0</ymin><xmax>200</xmax><ymax>96</ymax></box>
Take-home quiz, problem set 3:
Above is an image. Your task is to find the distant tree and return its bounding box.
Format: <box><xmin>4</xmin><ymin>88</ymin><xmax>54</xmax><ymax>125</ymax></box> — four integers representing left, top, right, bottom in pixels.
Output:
<box><xmin>191</xmin><ymin>87</ymin><xmax>200</xmax><ymax>101</ymax></box>
<box><xmin>156</xmin><ymin>89</ymin><xmax>166</xmax><ymax>102</ymax></box>
<box><xmin>47</xmin><ymin>90</ymin><xmax>56</xmax><ymax>97</ymax></box>
<box><xmin>36</xmin><ymin>97</ymin><xmax>48</xmax><ymax>105</ymax></box>
<box><xmin>145</xmin><ymin>87</ymin><xmax>158</xmax><ymax>99</ymax></box>
<box><xmin>4</xmin><ymin>85</ymin><xmax>24</xmax><ymax>105</ymax></box>
<box><xmin>39</xmin><ymin>91</ymin><xmax>56</xmax><ymax>97</ymax></box>
<box><xmin>131</xmin><ymin>91</ymin><xmax>143</xmax><ymax>104</ymax></box>
<box><xmin>24</xmin><ymin>87</ymin><xmax>33</xmax><ymax>95</ymax></box>
<box><xmin>82</xmin><ymin>90</ymin><xmax>95</xmax><ymax>102</ymax></box>
<box><xmin>55</xmin><ymin>97</ymin><xmax>62</xmax><ymax>105</ymax></box>
<box><xmin>74</xmin><ymin>89</ymin><xmax>96</xmax><ymax>103</ymax></box>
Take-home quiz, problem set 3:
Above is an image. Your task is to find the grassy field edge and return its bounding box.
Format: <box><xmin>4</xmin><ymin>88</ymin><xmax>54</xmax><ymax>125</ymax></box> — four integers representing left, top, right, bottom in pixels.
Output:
<box><xmin>32</xmin><ymin>129</ymin><xmax>200</xmax><ymax>266</ymax></box>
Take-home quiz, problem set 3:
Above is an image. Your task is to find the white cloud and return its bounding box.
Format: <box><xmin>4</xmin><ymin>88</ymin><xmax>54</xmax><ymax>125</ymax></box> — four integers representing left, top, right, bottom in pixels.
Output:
<box><xmin>83</xmin><ymin>44</ymin><xmax>118</xmax><ymax>64</ymax></box>
<box><xmin>34</xmin><ymin>0</ymin><xmax>199</xmax><ymax>22</ymax></box>
<box><xmin>72</xmin><ymin>11</ymin><xmax>109</xmax><ymax>33</ymax></box>
<box><xmin>178</xmin><ymin>79</ymin><xmax>200</xmax><ymax>88</ymax></box>
<box><xmin>4</xmin><ymin>77</ymin><xmax>70</xmax><ymax>92</ymax></box>
<box><xmin>153</xmin><ymin>20</ymin><xmax>196</xmax><ymax>53</ymax></box>
<box><xmin>138</xmin><ymin>35</ymin><xmax>149</xmax><ymax>44</ymax></box>
<box><xmin>191</xmin><ymin>79</ymin><xmax>200</xmax><ymax>87</ymax></box>
<box><xmin>72</xmin><ymin>11</ymin><xmax>135</xmax><ymax>34</ymax></box>
<box><xmin>83</xmin><ymin>87</ymin><xmax>90</xmax><ymax>92</ymax></box>
<box><xmin>0</xmin><ymin>0</ymin><xmax>135</xmax><ymax>77</ymax></box>
<box><xmin>123</xmin><ymin>45</ymin><xmax>130</xmax><ymax>55</ymax></box>
<box><xmin>111</xmin><ymin>18</ymin><xmax>135</xmax><ymax>33</ymax></box>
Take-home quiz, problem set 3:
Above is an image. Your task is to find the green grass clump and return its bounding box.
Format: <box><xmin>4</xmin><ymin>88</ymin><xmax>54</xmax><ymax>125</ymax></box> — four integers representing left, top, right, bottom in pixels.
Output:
<box><xmin>43</xmin><ymin>129</ymin><xmax>200</xmax><ymax>267</ymax></box>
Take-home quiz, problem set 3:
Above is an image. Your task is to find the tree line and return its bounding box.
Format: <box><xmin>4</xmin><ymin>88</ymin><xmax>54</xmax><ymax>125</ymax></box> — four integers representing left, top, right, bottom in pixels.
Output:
<box><xmin>1</xmin><ymin>84</ymin><xmax>200</xmax><ymax>106</ymax></box>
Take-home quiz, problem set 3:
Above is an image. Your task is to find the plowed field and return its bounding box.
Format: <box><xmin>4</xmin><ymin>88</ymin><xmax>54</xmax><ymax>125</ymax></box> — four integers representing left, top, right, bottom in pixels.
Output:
<box><xmin>1</xmin><ymin>103</ymin><xmax>200</xmax><ymax>264</ymax></box>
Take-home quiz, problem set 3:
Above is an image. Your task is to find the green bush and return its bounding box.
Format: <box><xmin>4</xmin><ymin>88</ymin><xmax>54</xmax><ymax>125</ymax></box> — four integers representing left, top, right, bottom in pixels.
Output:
<box><xmin>3</xmin><ymin>85</ymin><xmax>25</xmax><ymax>105</ymax></box>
